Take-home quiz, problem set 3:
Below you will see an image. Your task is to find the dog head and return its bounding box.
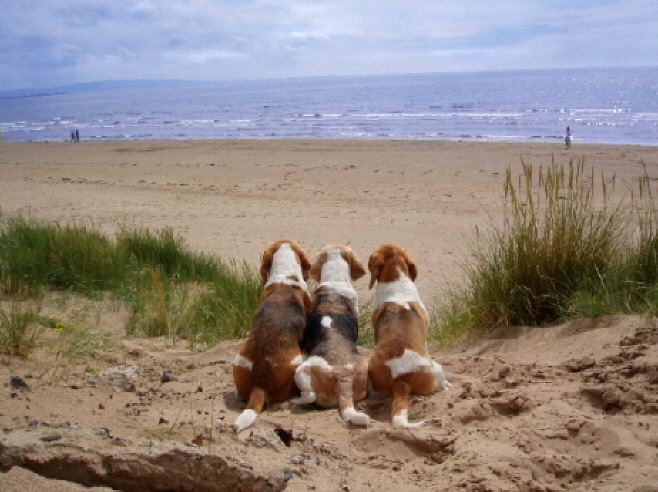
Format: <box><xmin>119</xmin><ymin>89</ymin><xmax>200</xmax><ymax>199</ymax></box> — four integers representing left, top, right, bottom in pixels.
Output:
<box><xmin>310</xmin><ymin>244</ymin><xmax>366</xmax><ymax>283</ymax></box>
<box><xmin>367</xmin><ymin>244</ymin><xmax>418</xmax><ymax>289</ymax></box>
<box><xmin>260</xmin><ymin>239</ymin><xmax>311</xmax><ymax>284</ymax></box>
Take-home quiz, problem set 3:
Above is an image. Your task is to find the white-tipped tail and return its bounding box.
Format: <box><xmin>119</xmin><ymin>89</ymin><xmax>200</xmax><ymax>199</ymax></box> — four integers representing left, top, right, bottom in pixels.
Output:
<box><xmin>233</xmin><ymin>409</ymin><xmax>257</xmax><ymax>432</ymax></box>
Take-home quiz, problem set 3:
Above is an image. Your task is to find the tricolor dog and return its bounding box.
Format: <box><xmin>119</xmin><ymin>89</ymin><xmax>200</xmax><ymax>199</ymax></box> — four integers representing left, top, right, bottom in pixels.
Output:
<box><xmin>232</xmin><ymin>240</ymin><xmax>312</xmax><ymax>431</ymax></box>
<box><xmin>293</xmin><ymin>245</ymin><xmax>370</xmax><ymax>426</ymax></box>
<box><xmin>367</xmin><ymin>244</ymin><xmax>451</xmax><ymax>427</ymax></box>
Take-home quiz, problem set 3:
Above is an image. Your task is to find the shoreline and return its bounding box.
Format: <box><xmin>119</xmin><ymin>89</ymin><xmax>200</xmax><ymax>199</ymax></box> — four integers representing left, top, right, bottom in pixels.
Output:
<box><xmin>4</xmin><ymin>137</ymin><xmax>658</xmax><ymax>147</ymax></box>
<box><xmin>2</xmin><ymin>139</ymin><xmax>657</xmax><ymax>298</ymax></box>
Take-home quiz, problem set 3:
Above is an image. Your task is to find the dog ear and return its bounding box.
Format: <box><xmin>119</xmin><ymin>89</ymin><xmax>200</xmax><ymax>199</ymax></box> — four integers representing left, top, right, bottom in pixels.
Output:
<box><xmin>347</xmin><ymin>251</ymin><xmax>366</xmax><ymax>281</ymax></box>
<box><xmin>403</xmin><ymin>250</ymin><xmax>418</xmax><ymax>281</ymax></box>
<box><xmin>368</xmin><ymin>251</ymin><xmax>384</xmax><ymax>289</ymax></box>
<box><xmin>408</xmin><ymin>260</ymin><xmax>418</xmax><ymax>281</ymax></box>
<box><xmin>259</xmin><ymin>245</ymin><xmax>275</xmax><ymax>283</ymax></box>
<box><xmin>309</xmin><ymin>251</ymin><xmax>326</xmax><ymax>282</ymax></box>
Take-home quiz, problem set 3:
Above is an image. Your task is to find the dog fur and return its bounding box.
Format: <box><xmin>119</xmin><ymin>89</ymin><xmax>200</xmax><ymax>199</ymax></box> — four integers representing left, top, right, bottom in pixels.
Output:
<box><xmin>367</xmin><ymin>244</ymin><xmax>451</xmax><ymax>427</ymax></box>
<box><xmin>293</xmin><ymin>245</ymin><xmax>370</xmax><ymax>425</ymax></box>
<box><xmin>232</xmin><ymin>239</ymin><xmax>312</xmax><ymax>431</ymax></box>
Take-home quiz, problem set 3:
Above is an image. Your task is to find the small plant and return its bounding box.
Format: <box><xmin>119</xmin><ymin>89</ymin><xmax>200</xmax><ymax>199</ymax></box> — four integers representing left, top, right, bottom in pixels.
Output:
<box><xmin>0</xmin><ymin>298</ymin><xmax>45</xmax><ymax>356</ymax></box>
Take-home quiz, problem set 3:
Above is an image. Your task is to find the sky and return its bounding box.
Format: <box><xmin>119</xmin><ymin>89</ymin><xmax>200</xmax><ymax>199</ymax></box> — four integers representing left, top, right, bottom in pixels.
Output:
<box><xmin>1</xmin><ymin>1</ymin><xmax>657</xmax><ymax>92</ymax></box>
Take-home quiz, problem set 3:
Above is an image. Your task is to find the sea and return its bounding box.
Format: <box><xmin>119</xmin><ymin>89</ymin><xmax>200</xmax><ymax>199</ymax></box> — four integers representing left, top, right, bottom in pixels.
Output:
<box><xmin>1</xmin><ymin>67</ymin><xmax>657</xmax><ymax>145</ymax></box>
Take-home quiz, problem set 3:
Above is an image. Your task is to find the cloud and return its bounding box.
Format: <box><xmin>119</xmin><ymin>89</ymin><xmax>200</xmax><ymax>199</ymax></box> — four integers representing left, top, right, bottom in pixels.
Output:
<box><xmin>0</xmin><ymin>0</ymin><xmax>656</xmax><ymax>91</ymax></box>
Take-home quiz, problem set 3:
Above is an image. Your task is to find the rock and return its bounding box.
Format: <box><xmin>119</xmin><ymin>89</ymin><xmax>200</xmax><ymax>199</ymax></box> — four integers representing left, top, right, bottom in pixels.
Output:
<box><xmin>0</xmin><ymin>426</ymin><xmax>285</xmax><ymax>491</ymax></box>
<box><xmin>161</xmin><ymin>371</ymin><xmax>177</xmax><ymax>383</ymax></box>
<box><xmin>10</xmin><ymin>376</ymin><xmax>29</xmax><ymax>389</ymax></box>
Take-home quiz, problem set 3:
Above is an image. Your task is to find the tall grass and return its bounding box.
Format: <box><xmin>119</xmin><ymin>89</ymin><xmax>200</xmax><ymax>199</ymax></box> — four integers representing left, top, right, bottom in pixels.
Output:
<box><xmin>437</xmin><ymin>159</ymin><xmax>657</xmax><ymax>339</ymax></box>
<box><xmin>0</xmin><ymin>217</ymin><xmax>124</xmax><ymax>293</ymax></box>
<box><xmin>0</xmin><ymin>216</ymin><xmax>262</xmax><ymax>354</ymax></box>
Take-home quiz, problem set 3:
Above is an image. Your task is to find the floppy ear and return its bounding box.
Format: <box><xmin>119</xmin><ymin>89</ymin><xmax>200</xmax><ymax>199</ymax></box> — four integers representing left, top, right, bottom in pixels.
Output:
<box><xmin>408</xmin><ymin>260</ymin><xmax>418</xmax><ymax>281</ymax></box>
<box><xmin>260</xmin><ymin>246</ymin><xmax>274</xmax><ymax>283</ymax></box>
<box><xmin>309</xmin><ymin>251</ymin><xmax>326</xmax><ymax>282</ymax></box>
<box><xmin>347</xmin><ymin>251</ymin><xmax>366</xmax><ymax>281</ymax></box>
<box><xmin>367</xmin><ymin>251</ymin><xmax>384</xmax><ymax>289</ymax></box>
<box><xmin>403</xmin><ymin>251</ymin><xmax>418</xmax><ymax>281</ymax></box>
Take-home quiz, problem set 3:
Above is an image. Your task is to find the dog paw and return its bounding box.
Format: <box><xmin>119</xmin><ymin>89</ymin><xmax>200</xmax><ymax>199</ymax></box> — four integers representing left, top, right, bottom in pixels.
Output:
<box><xmin>233</xmin><ymin>409</ymin><xmax>257</xmax><ymax>432</ymax></box>
<box><xmin>342</xmin><ymin>407</ymin><xmax>370</xmax><ymax>426</ymax></box>
<box><xmin>349</xmin><ymin>412</ymin><xmax>370</xmax><ymax>426</ymax></box>
<box><xmin>392</xmin><ymin>410</ymin><xmax>425</xmax><ymax>428</ymax></box>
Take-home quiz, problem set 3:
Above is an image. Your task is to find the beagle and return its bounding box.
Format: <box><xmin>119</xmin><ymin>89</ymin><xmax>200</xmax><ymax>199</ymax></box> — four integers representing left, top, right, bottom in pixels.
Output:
<box><xmin>293</xmin><ymin>245</ymin><xmax>370</xmax><ymax>426</ymax></box>
<box><xmin>232</xmin><ymin>240</ymin><xmax>312</xmax><ymax>431</ymax></box>
<box><xmin>367</xmin><ymin>244</ymin><xmax>451</xmax><ymax>427</ymax></box>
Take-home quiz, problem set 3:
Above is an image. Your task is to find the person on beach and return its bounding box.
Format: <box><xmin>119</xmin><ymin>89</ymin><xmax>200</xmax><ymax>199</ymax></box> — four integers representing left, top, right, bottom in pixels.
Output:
<box><xmin>75</xmin><ymin>129</ymin><xmax>80</xmax><ymax>142</ymax></box>
<box><xmin>70</xmin><ymin>130</ymin><xmax>75</xmax><ymax>142</ymax></box>
<box><xmin>565</xmin><ymin>126</ymin><xmax>573</xmax><ymax>149</ymax></box>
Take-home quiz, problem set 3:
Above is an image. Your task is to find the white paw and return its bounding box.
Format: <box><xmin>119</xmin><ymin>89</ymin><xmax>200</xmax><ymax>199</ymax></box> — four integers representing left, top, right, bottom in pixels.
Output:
<box><xmin>392</xmin><ymin>409</ymin><xmax>425</xmax><ymax>428</ymax></box>
<box><xmin>342</xmin><ymin>407</ymin><xmax>370</xmax><ymax>426</ymax></box>
<box><xmin>233</xmin><ymin>409</ymin><xmax>257</xmax><ymax>432</ymax></box>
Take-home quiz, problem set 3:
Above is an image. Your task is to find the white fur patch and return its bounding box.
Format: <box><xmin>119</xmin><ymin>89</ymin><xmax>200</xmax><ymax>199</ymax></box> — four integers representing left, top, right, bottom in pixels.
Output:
<box><xmin>321</xmin><ymin>315</ymin><xmax>332</xmax><ymax>329</ymax></box>
<box><xmin>291</xmin><ymin>354</ymin><xmax>306</xmax><ymax>366</ymax></box>
<box><xmin>341</xmin><ymin>406</ymin><xmax>370</xmax><ymax>426</ymax></box>
<box><xmin>233</xmin><ymin>409</ymin><xmax>257</xmax><ymax>431</ymax></box>
<box><xmin>266</xmin><ymin>243</ymin><xmax>308</xmax><ymax>291</ymax></box>
<box><xmin>317</xmin><ymin>250</ymin><xmax>359</xmax><ymax>307</ymax></box>
<box><xmin>233</xmin><ymin>354</ymin><xmax>253</xmax><ymax>370</ymax></box>
<box><xmin>392</xmin><ymin>409</ymin><xmax>425</xmax><ymax>428</ymax></box>
<box><xmin>292</xmin><ymin>359</ymin><xmax>319</xmax><ymax>404</ymax></box>
<box><xmin>302</xmin><ymin>355</ymin><xmax>331</xmax><ymax>370</ymax></box>
<box><xmin>385</xmin><ymin>349</ymin><xmax>432</xmax><ymax>378</ymax></box>
<box><xmin>373</xmin><ymin>267</ymin><xmax>426</xmax><ymax>311</ymax></box>
<box><xmin>432</xmin><ymin>361</ymin><xmax>452</xmax><ymax>391</ymax></box>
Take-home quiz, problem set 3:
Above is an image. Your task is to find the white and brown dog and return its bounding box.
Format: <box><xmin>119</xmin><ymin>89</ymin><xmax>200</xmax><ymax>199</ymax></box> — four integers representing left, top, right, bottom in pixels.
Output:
<box><xmin>293</xmin><ymin>245</ymin><xmax>370</xmax><ymax>426</ymax></box>
<box><xmin>367</xmin><ymin>244</ymin><xmax>451</xmax><ymax>427</ymax></box>
<box><xmin>232</xmin><ymin>239</ymin><xmax>312</xmax><ymax>431</ymax></box>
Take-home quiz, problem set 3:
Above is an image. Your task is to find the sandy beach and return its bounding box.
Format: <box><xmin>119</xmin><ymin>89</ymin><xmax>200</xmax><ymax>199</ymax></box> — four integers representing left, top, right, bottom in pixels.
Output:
<box><xmin>1</xmin><ymin>139</ymin><xmax>657</xmax><ymax>491</ymax></box>
<box><xmin>2</xmin><ymin>139</ymin><xmax>656</xmax><ymax>297</ymax></box>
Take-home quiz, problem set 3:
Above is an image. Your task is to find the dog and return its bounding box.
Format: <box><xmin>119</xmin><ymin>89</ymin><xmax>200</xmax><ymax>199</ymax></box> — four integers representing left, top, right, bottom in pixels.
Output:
<box><xmin>293</xmin><ymin>245</ymin><xmax>370</xmax><ymax>426</ymax></box>
<box><xmin>367</xmin><ymin>244</ymin><xmax>451</xmax><ymax>427</ymax></box>
<box><xmin>232</xmin><ymin>239</ymin><xmax>312</xmax><ymax>431</ymax></box>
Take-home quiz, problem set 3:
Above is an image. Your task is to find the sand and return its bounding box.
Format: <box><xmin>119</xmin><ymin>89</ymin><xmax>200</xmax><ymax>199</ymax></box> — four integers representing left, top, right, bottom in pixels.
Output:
<box><xmin>0</xmin><ymin>140</ymin><xmax>657</xmax><ymax>491</ymax></box>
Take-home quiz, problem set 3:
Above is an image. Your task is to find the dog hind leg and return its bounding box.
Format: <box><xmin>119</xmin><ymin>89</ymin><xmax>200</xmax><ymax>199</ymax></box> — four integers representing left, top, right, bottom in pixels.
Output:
<box><xmin>337</xmin><ymin>376</ymin><xmax>370</xmax><ymax>426</ymax></box>
<box><xmin>391</xmin><ymin>379</ymin><xmax>424</xmax><ymax>428</ymax></box>
<box><xmin>234</xmin><ymin>387</ymin><xmax>266</xmax><ymax>431</ymax></box>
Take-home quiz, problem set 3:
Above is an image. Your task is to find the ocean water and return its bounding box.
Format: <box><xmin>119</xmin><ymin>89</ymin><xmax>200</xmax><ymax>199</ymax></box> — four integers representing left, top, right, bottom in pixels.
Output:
<box><xmin>1</xmin><ymin>67</ymin><xmax>657</xmax><ymax>145</ymax></box>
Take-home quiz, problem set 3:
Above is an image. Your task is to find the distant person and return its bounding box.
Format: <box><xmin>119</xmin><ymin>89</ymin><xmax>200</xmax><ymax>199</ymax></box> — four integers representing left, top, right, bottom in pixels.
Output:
<box><xmin>565</xmin><ymin>126</ymin><xmax>573</xmax><ymax>149</ymax></box>
<box><xmin>75</xmin><ymin>129</ymin><xmax>80</xmax><ymax>142</ymax></box>
<box><xmin>70</xmin><ymin>130</ymin><xmax>75</xmax><ymax>142</ymax></box>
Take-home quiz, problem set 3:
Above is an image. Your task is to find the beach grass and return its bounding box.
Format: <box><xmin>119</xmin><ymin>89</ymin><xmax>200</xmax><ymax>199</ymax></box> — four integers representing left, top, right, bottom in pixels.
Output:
<box><xmin>0</xmin><ymin>217</ymin><xmax>262</xmax><ymax>355</ymax></box>
<box><xmin>434</xmin><ymin>159</ymin><xmax>658</xmax><ymax>342</ymax></box>
<box><xmin>2</xmin><ymin>158</ymin><xmax>656</xmax><ymax>356</ymax></box>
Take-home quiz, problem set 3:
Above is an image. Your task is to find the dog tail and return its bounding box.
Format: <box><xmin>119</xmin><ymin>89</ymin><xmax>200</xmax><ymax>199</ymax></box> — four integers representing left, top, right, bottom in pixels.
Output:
<box><xmin>391</xmin><ymin>379</ymin><xmax>425</xmax><ymax>428</ymax></box>
<box><xmin>233</xmin><ymin>387</ymin><xmax>266</xmax><ymax>432</ymax></box>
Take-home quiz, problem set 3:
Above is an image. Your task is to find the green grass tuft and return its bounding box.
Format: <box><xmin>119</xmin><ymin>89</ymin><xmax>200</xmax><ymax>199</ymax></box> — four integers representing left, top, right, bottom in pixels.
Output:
<box><xmin>0</xmin><ymin>216</ymin><xmax>262</xmax><ymax>354</ymax></box>
<box><xmin>435</xmin><ymin>159</ymin><xmax>658</xmax><ymax>342</ymax></box>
